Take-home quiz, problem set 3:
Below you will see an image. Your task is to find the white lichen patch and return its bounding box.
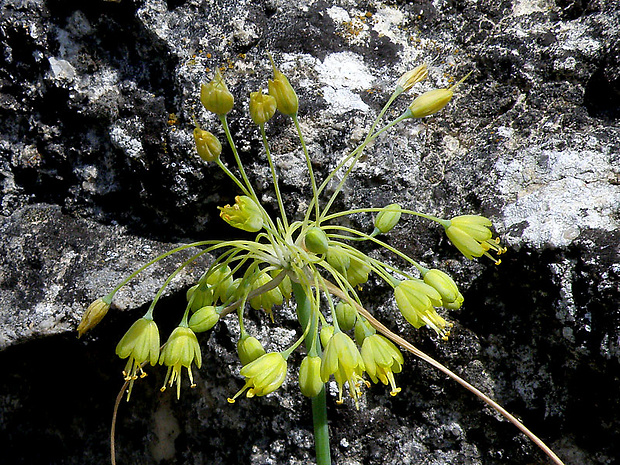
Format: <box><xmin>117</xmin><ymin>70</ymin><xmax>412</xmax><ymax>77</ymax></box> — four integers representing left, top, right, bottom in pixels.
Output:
<box><xmin>496</xmin><ymin>136</ymin><xmax>620</xmax><ymax>248</ymax></box>
<box><xmin>316</xmin><ymin>52</ymin><xmax>375</xmax><ymax>113</ymax></box>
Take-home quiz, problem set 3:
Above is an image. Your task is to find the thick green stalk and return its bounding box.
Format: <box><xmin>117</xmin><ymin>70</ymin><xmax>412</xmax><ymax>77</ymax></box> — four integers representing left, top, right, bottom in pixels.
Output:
<box><xmin>292</xmin><ymin>282</ymin><xmax>331</xmax><ymax>465</ymax></box>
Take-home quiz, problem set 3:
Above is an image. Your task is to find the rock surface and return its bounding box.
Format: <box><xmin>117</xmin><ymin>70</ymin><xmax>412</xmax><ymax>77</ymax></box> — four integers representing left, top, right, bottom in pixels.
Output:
<box><xmin>0</xmin><ymin>0</ymin><xmax>619</xmax><ymax>464</ymax></box>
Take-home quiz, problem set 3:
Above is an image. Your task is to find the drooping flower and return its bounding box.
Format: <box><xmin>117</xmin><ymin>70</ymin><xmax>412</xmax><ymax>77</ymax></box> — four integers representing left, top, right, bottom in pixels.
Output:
<box><xmin>444</xmin><ymin>215</ymin><xmax>506</xmax><ymax>264</ymax></box>
<box><xmin>422</xmin><ymin>268</ymin><xmax>464</xmax><ymax>309</ymax></box>
<box><xmin>406</xmin><ymin>71</ymin><xmax>472</xmax><ymax>118</ymax></box>
<box><xmin>394</xmin><ymin>279</ymin><xmax>452</xmax><ymax>340</ymax></box>
<box><xmin>237</xmin><ymin>334</ymin><xmax>266</xmax><ymax>366</ymax></box>
<box><xmin>77</xmin><ymin>297</ymin><xmax>110</xmax><ymax>338</ymax></box>
<box><xmin>320</xmin><ymin>331</ymin><xmax>366</xmax><ymax>407</ymax></box>
<box><xmin>361</xmin><ymin>334</ymin><xmax>404</xmax><ymax>396</ymax></box>
<box><xmin>115</xmin><ymin>317</ymin><xmax>160</xmax><ymax>400</ymax></box>
<box><xmin>159</xmin><ymin>326</ymin><xmax>202</xmax><ymax>399</ymax></box>
<box><xmin>228</xmin><ymin>352</ymin><xmax>287</xmax><ymax>402</ymax></box>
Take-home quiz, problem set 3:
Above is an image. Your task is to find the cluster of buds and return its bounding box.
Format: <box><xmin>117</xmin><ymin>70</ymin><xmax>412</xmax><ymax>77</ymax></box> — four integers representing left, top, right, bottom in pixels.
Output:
<box><xmin>79</xmin><ymin>57</ymin><xmax>504</xmax><ymax>413</ymax></box>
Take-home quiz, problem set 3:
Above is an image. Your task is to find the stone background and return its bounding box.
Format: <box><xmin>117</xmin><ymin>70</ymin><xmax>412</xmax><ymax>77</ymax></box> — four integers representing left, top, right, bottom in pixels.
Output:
<box><xmin>1</xmin><ymin>0</ymin><xmax>619</xmax><ymax>464</ymax></box>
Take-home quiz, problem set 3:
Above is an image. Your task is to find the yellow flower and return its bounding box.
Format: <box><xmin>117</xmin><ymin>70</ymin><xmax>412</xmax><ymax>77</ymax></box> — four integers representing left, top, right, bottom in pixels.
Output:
<box><xmin>77</xmin><ymin>297</ymin><xmax>110</xmax><ymax>338</ymax></box>
<box><xmin>394</xmin><ymin>280</ymin><xmax>452</xmax><ymax>340</ymax></box>
<box><xmin>423</xmin><ymin>269</ymin><xmax>464</xmax><ymax>310</ymax></box>
<box><xmin>159</xmin><ymin>326</ymin><xmax>202</xmax><ymax>399</ymax></box>
<box><xmin>228</xmin><ymin>352</ymin><xmax>287</xmax><ymax>402</ymax></box>
<box><xmin>200</xmin><ymin>69</ymin><xmax>234</xmax><ymax>115</ymax></box>
<box><xmin>218</xmin><ymin>195</ymin><xmax>264</xmax><ymax>232</ymax></box>
<box><xmin>361</xmin><ymin>334</ymin><xmax>403</xmax><ymax>396</ymax></box>
<box><xmin>115</xmin><ymin>317</ymin><xmax>160</xmax><ymax>400</ymax></box>
<box><xmin>444</xmin><ymin>215</ymin><xmax>506</xmax><ymax>264</ymax></box>
<box><xmin>320</xmin><ymin>331</ymin><xmax>366</xmax><ymax>407</ymax></box>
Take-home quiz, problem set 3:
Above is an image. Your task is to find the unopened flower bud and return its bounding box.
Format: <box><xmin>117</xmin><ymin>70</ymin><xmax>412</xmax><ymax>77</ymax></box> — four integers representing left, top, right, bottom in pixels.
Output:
<box><xmin>346</xmin><ymin>256</ymin><xmax>371</xmax><ymax>287</ymax></box>
<box><xmin>189</xmin><ymin>305</ymin><xmax>220</xmax><ymax>332</ymax></box>
<box><xmin>268</xmin><ymin>56</ymin><xmax>299</xmax><ymax>116</ymax></box>
<box><xmin>218</xmin><ymin>195</ymin><xmax>264</xmax><ymax>232</ymax></box>
<box><xmin>373</xmin><ymin>203</ymin><xmax>401</xmax><ymax>234</ymax></box>
<box><xmin>249</xmin><ymin>90</ymin><xmax>277</xmax><ymax>125</ymax></box>
<box><xmin>407</xmin><ymin>70</ymin><xmax>472</xmax><ymax>118</ymax></box>
<box><xmin>299</xmin><ymin>355</ymin><xmax>324</xmax><ymax>398</ymax></box>
<box><xmin>354</xmin><ymin>315</ymin><xmax>375</xmax><ymax>346</ymax></box>
<box><xmin>304</xmin><ymin>227</ymin><xmax>329</xmax><ymax>255</ymax></box>
<box><xmin>423</xmin><ymin>269</ymin><xmax>464</xmax><ymax>310</ymax></box>
<box><xmin>237</xmin><ymin>334</ymin><xmax>266</xmax><ymax>366</ymax></box>
<box><xmin>193</xmin><ymin>128</ymin><xmax>221</xmax><ymax>162</ymax></box>
<box><xmin>326</xmin><ymin>245</ymin><xmax>350</xmax><ymax>275</ymax></box>
<box><xmin>396</xmin><ymin>64</ymin><xmax>428</xmax><ymax>92</ymax></box>
<box><xmin>335</xmin><ymin>301</ymin><xmax>357</xmax><ymax>332</ymax></box>
<box><xmin>320</xmin><ymin>325</ymin><xmax>334</xmax><ymax>349</ymax></box>
<box><xmin>77</xmin><ymin>297</ymin><xmax>111</xmax><ymax>338</ymax></box>
<box><xmin>200</xmin><ymin>69</ymin><xmax>234</xmax><ymax>115</ymax></box>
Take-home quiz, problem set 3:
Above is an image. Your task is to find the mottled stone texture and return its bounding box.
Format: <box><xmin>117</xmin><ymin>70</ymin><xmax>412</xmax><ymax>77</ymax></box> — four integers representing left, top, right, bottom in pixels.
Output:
<box><xmin>0</xmin><ymin>0</ymin><xmax>618</xmax><ymax>464</ymax></box>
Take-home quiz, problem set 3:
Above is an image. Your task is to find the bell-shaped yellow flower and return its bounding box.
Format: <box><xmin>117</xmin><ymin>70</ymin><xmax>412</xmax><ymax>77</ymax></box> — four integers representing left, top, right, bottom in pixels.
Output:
<box><xmin>218</xmin><ymin>195</ymin><xmax>264</xmax><ymax>232</ymax></box>
<box><xmin>423</xmin><ymin>268</ymin><xmax>464</xmax><ymax>310</ymax></box>
<box><xmin>394</xmin><ymin>280</ymin><xmax>451</xmax><ymax>339</ymax></box>
<box><xmin>228</xmin><ymin>352</ymin><xmax>287</xmax><ymax>402</ymax></box>
<box><xmin>115</xmin><ymin>317</ymin><xmax>160</xmax><ymax>399</ymax></box>
<box><xmin>159</xmin><ymin>326</ymin><xmax>202</xmax><ymax>399</ymax></box>
<box><xmin>444</xmin><ymin>215</ymin><xmax>506</xmax><ymax>264</ymax></box>
<box><xmin>320</xmin><ymin>331</ymin><xmax>366</xmax><ymax>407</ymax></box>
<box><xmin>361</xmin><ymin>334</ymin><xmax>404</xmax><ymax>396</ymax></box>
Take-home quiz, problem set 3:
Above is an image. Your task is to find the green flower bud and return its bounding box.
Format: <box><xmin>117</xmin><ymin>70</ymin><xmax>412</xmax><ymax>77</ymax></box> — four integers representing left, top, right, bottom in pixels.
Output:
<box><xmin>249</xmin><ymin>90</ymin><xmax>277</xmax><ymax>125</ymax></box>
<box><xmin>346</xmin><ymin>256</ymin><xmax>371</xmax><ymax>287</ymax></box>
<box><xmin>77</xmin><ymin>297</ymin><xmax>110</xmax><ymax>338</ymax></box>
<box><xmin>335</xmin><ymin>301</ymin><xmax>357</xmax><ymax>332</ymax></box>
<box><xmin>299</xmin><ymin>355</ymin><xmax>324</xmax><ymax>398</ymax></box>
<box><xmin>354</xmin><ymin>315</ymin><xmax>375</xmax><ymax>346</ymax></box>
<box><xmin>268</xmin><ymin>56</ymin><xmax>298</xmax><ymax>116</ymax></box>
<box><xmin>373</xmin><ymin>203</ymin><xmax>401</xmax><ymax>234</ymax></box>
<box><xmin>189</xmin><ymin>305</ymin><xmax>220</xmax><ymax>333</ymax></box>
<box><xmin>186</xmin><ymin>283</ymin><xmax>214</xmax><ymax>312</ymax></box>
<box><xmin>206</xmin><ymin>264</ymin><xmax>234</xmax><ymax>304</ymax></box>
<box><xmin>423</xmin><ymin>269</ymin><xmax>464</xmax><ymax>309</ymax></box>
<box><xmin>320</xmin><ymin>325</ymin><xmax>334</xmax><ymax>350</ymax></box>
<box><xmin>249</xmin><ymin>272</ymin><xmax>284</xmax><ymax>316</ymax></box>
<box><xmin>193</xmin><ymin>128</ymin><xmax>222</xmax><ymax>162</ymax></box>
<box><xmin>326</xmin><ymin>245</ymin><xmax>351</xmax><ymax>275</ymax></box>
<box><xmin>304</xmin><ymin>227</ymin><xmax>329</xmax><ymax>255</ymax></box>
<box><xmin>237</xmin><ymin>334</ymin><xmax>266</xmax><ymax>366</ymax></box>
<box><xmin>218</xmin><ymin>195</ymin><xmax>264</xmax><ymax>232</ymax></box>
<box><xmin>200</xmin><ymin>69</ymin><xmax>234</xmax><ymax>115</ymax></box>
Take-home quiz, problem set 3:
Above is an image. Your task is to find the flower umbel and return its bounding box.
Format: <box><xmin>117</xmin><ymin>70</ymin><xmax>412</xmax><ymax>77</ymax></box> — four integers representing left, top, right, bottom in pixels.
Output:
<box><xmin>115</xmin><ymin>317</ymin><xmax>160</xmax><ymax>400</ymax></box>
<box><xmin>228</xmin><ymin>352</ymin><xmax>287</xmax><ymax>402</ymax></box>
<box><xmin>444</xmin><ymin>215</ymin><xmax>506</xmax><ymax>264</ymax></box>
<box><xmin>159</xmin><ymin>326</ymin><xmax>202</xmax><ymax>399</ymax></box>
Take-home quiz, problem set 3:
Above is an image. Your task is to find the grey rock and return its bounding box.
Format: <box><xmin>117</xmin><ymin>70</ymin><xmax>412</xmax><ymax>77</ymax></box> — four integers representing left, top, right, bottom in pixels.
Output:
<box><xmin>0</xmin><ymin>0</ymin><xmax>619</xmax><ymax>464</ymax></box>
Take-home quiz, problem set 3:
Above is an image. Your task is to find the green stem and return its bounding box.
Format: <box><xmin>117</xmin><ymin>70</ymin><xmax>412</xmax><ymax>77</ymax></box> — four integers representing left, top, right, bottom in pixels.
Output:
<box><xmin>293</xmin><ymin>282</ymin><xmax>331</xmax><ymax>465</ymax></box>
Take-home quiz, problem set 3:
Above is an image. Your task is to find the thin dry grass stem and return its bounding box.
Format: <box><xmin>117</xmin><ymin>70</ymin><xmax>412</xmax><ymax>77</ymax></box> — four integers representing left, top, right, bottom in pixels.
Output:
<box><xmin>324</xmin><ymin>280</ymin><xmax>565</xmax><ymax>465</ymax></box>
